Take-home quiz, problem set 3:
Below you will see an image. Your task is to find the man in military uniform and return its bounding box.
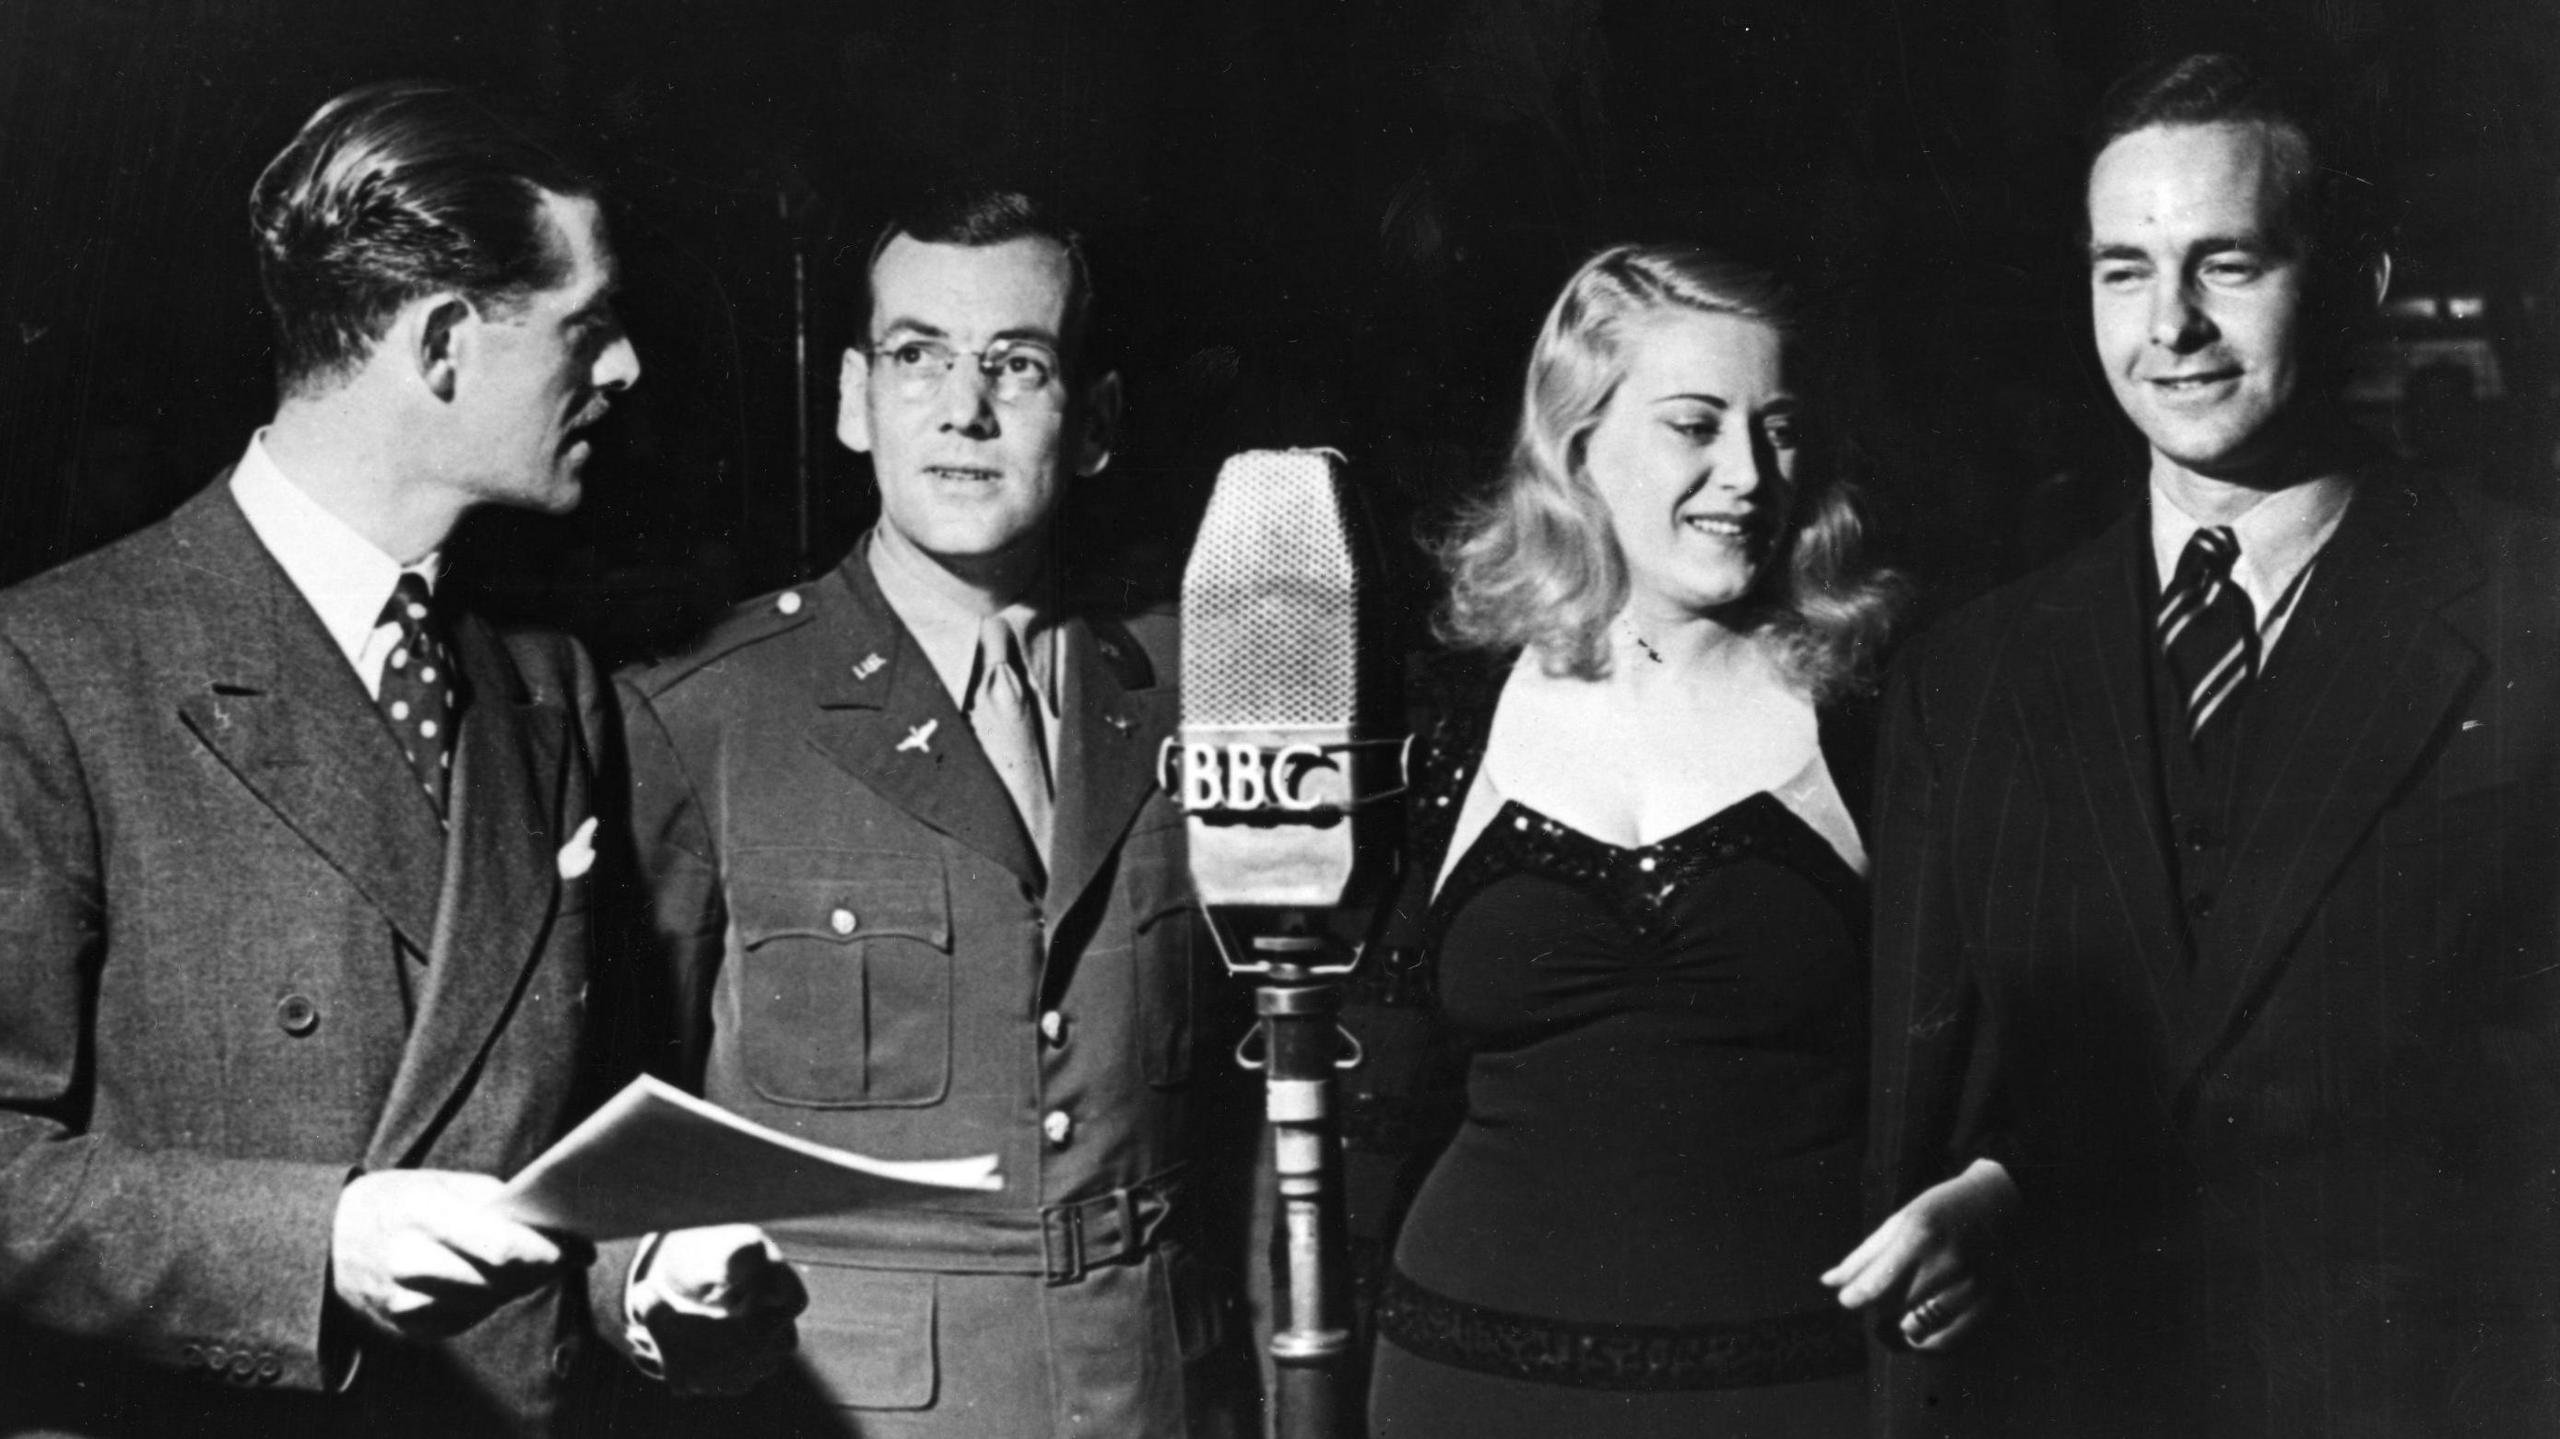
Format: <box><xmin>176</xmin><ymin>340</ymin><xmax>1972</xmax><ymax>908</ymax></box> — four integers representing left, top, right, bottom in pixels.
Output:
<box><xmin>617</xmin><ymin>189</ymin><xmax>1253</xmax><ymax>1437</ymax></box>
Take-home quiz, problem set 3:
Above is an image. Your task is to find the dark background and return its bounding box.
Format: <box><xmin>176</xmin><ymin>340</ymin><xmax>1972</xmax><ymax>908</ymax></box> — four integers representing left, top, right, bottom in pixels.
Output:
<box><xmin>3</xmin><ymin>0</ymin><xmax>2552</xmax><ymax>661</ymax></box>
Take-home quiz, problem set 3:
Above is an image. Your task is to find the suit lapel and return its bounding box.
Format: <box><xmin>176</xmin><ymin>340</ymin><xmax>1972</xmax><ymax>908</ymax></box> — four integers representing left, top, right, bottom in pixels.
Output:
<box><xmin>2013</xmin><ymin>519</ymin><xmax>2191</xmax><ymax>1030</ymax></box>
<box><xmin>168</xmin><ymin>487</ymin><xmax>447</xmax><ymax>956</ymax></box>
<box><xmin>1044</xmin><ymin>616</ymin><xmax>1174</xmax><ymax>930</ymax></box>
<box><xmin>367</xmin><ymin>612</ymin><xmax>568</xmax><ymax>1169</ymax></box>
<box><xmin>2173</xmin><ymin>471</ymin><xmax>2485</xmax><ymax>1086</ymax></box>
<box><xmin>802</xmin><ymin>556</ymin><xmax>1044</xmax><ymax>890</ymax></box>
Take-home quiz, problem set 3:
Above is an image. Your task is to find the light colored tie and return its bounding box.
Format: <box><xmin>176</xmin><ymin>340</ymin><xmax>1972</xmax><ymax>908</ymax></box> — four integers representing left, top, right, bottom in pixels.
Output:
<box><xmin>970</xmin><ymin>614</ymin><xmax>1053</xmax><ymax>865</ymax></box>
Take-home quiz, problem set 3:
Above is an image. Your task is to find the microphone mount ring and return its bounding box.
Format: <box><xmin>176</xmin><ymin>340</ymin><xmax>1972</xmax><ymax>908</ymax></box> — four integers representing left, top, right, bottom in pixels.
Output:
<box><xmin>1333</xmin><ymin>1024</ymin><xmax>1364</xmax><ymax>1071</ymax></box>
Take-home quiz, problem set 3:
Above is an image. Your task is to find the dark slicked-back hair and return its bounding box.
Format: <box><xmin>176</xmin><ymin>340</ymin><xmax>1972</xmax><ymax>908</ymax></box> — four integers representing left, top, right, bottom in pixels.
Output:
<box><xmin>252</xmin><ymin>80</ymin><xmax>598</xmax><ymax>396</ymax></box>
<box><xmin>863</xmin><ymin>189</ymin><xmax>1103</xmax><ymax>374</ymax></box>
<box><xmin>2089</xmin><ymin>53</ymin><xmax>2383</xmax><ymax>277</ymax></box>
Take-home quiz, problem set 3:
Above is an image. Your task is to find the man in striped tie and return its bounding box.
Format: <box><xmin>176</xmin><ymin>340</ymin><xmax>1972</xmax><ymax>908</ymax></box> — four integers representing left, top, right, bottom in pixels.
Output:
<box><xmin>1855</xmin><ymin>52</ymin><xmax>2560</xmax><ymax>1437</ymax></box>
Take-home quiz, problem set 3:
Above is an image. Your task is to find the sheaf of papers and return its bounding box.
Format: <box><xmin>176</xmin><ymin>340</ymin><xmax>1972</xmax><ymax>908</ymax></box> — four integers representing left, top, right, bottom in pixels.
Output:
<box><xmin>493</xmin><ymin>1074</ymin><xmax>1003</xmax><ymax>1240</ymax></box>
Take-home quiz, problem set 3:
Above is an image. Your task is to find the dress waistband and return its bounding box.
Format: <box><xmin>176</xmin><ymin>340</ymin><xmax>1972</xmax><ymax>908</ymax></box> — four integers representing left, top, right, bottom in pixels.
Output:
<box><xmin>1374</xmin><ymin>1267</ymin><xmax>1863</xmax><ymax>1391</ymax></box>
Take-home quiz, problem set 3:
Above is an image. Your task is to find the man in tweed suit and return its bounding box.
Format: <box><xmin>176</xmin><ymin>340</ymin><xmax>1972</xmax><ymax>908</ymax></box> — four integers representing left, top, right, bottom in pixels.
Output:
<box><xmin>1843</xmin><ymin>53</ymin><xmax>2560</xmax><ymax>1436</ymax></box>
<box><xmin>0</xmin><ymin>82</ymin><xmax>796</xmax><ymax>1437</ymax></box>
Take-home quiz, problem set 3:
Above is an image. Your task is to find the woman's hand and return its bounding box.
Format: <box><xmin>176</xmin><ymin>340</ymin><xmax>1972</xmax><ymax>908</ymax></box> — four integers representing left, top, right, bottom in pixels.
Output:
<box><xmin>1822</xmin><ymin>1157</ymin><xmax>2018</xmax><ymax>1352</ymax></box>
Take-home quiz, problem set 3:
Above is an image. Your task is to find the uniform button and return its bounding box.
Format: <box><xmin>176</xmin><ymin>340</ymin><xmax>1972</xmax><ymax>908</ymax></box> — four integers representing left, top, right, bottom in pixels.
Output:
<box><xmin>829</xmin><ymin>907</ymin><xmax>858</xmax><ymax>936</ymax></box>
<box><xmin>2187</xmin><ymin>891</ymin><xmax>2216</xmax><ymax>919</ymax></box>
<box><xmin>1043</xmin><ymin>1109</ymin><xmax>1073</xmax><ymax>1147</ymax></box>
<box><xmin>2181</xmin><ymin>820</ymin><xmax>2217</xmax><ymax>850</ymax></box>
<box><xmin>775</xmin><ymin>590</ymin><xmax>803</xmax><ymax>616</ymax></box>
<box><xmin>1039</xmin><ymin>1010</ymin><xmax>1066</xmax><ymax>1045</ymax></box>
<box><xmin>275</xmin><ymin>994</ymin><xmax>319</xmax><ymax>1036</ymax></box>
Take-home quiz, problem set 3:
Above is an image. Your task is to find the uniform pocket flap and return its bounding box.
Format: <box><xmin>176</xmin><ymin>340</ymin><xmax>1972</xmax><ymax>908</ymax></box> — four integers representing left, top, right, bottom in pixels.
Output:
<box><xmin>792</xmin><ymin>1263</ymin><xmax>936</xmax><ymax>1410</ymax></box>
<box><xmin>732</xmin><ymin>850</ymin><xmax>950</xmax><ymax>951</ymax></box>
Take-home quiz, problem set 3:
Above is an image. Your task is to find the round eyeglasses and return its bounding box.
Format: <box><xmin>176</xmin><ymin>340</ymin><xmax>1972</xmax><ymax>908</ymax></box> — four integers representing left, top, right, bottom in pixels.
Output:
<box><xmin>867</xmin><ymin>335</ymin><xmax>1062</xmax><ymax>405</ymax></box>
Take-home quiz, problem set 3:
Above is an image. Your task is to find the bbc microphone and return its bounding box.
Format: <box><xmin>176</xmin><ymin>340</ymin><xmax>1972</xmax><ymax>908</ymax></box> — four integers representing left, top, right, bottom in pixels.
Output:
<box><xmin>1169</xmin><ymin>447</ymin><xmax>1397</xmax><ymax>1439</ymax></box>
<box><xmin>1166</xmin><ymin>448</ymin><xmax>1404</xmax><ymax>912</ymax></box>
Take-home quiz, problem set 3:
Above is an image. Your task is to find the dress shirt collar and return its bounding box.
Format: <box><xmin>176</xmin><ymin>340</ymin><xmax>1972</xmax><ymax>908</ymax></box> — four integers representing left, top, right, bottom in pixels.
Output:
<box><xmin>865</xmin><ymin>525</ymin><xmax>1060</xmax><ymax>720</ymax></box>
<box><xmin>2149</xmin><ymin>470</ymin><xmax>2351</xmax><ymax>645</ymax></box>
<box><xmin>229</xmin><ymin>431</ymin><xmax>441</xmax><ymax>677</ymax></box>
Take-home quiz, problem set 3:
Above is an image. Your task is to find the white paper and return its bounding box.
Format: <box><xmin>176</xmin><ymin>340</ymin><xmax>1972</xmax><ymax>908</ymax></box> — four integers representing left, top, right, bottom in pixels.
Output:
<box><xmin>491</xmin><ymin>1075</ymin><xmax>1002</xmax><ymax>1240</ymax></box>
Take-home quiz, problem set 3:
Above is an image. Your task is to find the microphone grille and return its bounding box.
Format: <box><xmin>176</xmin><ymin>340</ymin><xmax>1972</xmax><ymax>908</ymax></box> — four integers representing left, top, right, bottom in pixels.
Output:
<box><xmin>1181</xmin><ymin>450</ymin><xmax>1359</xmax><ymax>728</ymax></box>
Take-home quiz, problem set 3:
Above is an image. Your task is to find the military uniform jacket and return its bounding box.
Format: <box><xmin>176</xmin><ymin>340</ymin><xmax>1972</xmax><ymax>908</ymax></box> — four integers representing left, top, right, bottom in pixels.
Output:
<box><xmin>0</xmin><ymin>481</ymin><xmax>619</xmax><ymax>1438</ymax></box>
<box><xmin>617</xmin><ymin>543</ymin><xmax>1238</xmax><ymax>1438</ymax></box>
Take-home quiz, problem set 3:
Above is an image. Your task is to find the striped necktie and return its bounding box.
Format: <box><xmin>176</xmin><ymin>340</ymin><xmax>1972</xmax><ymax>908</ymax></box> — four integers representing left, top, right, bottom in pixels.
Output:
<box><xmin>2158</xmin><ymin>526</ymin><xmax>2258</xmax><ymax>743</ymax></box>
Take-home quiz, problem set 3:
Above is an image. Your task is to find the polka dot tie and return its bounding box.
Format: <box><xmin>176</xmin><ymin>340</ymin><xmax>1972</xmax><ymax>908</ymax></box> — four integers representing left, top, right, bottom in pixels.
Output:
<box><xmin>376</xmin><ymin>572</ymin><xmax>460</xmax><ymax>819</ymax></box>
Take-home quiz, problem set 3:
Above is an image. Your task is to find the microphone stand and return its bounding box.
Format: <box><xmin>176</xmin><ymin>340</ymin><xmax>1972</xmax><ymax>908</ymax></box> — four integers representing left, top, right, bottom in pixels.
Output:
<box><xmin>1224</xmin><ymin>925</ymin><xmax>1362</xmax><ymax>1439</ymax></box>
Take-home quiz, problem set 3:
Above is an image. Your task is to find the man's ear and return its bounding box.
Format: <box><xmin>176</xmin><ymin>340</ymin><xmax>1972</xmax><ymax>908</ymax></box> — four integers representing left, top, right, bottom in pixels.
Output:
<box><xmin>1075</xmin><ymin>370</ymin><xmax>1123</xmax><ymax>478</ymax></box>
<box><xmin>413</xmin><ymin>295</ymin><xmax>472</xmax><ymax>403</ymax></box>
<box><xmin>835</xmin><ymin>347</ymin><xmax>874</xmax><ymax>454</ymax></box>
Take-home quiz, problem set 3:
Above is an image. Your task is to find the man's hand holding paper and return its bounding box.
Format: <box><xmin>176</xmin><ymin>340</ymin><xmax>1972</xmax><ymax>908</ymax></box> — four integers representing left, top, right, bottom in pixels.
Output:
<box><xmin>624</xmin><ymin>1225</ymin><xmax>809</xmax><ymax>1396</ymax></box>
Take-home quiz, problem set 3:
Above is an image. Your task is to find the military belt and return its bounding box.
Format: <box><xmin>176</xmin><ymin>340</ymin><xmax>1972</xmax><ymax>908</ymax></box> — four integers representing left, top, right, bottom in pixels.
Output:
<box><xmin>778</xmin><ymin>1167</ymin><xmax>1182</xmax><ymax>1286</ymax></box>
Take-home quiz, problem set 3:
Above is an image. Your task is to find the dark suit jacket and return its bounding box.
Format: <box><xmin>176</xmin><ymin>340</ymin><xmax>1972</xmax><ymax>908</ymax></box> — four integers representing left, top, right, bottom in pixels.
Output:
<box><xmin>614</xmin><ymin>541</ymin><xmax>1251</xmax><ymax>1439</ymax></box>
<box><xmin>1869</xmin><ymin>467</ymin><xmax>2560</xmax><ymax>1437</ymax></box>
<box><xmin>0</xmin><ymin>481</ymin><xmax>618</xmax><ymax>1438</ymax></box>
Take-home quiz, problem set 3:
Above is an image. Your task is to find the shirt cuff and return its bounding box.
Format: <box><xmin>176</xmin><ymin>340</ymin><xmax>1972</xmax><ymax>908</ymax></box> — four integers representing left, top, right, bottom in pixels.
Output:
<box><xmin>622</xmin><ymin>1231</ymin><xmax>669</xmax><ymax>1381</ymax></box>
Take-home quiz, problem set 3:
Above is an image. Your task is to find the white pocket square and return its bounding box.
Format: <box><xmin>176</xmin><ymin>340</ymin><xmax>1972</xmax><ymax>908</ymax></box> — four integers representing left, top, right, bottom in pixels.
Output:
<box><xmin>558</xmin><ymin>817</ymin><xmax>598</xmax><ymax>880</ymax></box>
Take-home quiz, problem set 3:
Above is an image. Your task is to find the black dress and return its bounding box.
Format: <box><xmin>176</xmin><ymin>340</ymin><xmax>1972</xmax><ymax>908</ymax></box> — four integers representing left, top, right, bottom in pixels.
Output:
<box><xmin>1367</xmin><ymin>694</ymin><xmax>1870</xmax><ymax>1438</ymax></box>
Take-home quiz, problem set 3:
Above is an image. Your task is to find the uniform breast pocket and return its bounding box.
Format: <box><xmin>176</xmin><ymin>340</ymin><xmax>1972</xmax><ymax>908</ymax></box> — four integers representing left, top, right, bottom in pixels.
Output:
<box><xmin>729</xmin><ymin>849</ymin><xmax>953</xmax><ymax>1108</ymax></box>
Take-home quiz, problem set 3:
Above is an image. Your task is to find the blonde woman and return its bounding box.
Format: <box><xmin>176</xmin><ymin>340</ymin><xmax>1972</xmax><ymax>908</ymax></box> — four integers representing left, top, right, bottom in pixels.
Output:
<box><xmin>1368</xmin><ymin>245</ymin><xmax>1930</xmax><ymax>1436</ymax></box>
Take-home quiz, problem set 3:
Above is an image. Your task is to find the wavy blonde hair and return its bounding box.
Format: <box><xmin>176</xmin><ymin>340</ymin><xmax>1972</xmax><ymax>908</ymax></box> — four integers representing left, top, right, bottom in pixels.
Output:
<box><xmin>1434</xmin><ymin>243</ymin><xmax>1898</xmax><ymax>698</ymax></box>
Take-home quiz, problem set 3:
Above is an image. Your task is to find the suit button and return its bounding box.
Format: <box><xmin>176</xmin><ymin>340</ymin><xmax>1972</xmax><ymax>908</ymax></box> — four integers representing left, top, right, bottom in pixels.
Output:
<box><xmin>179</xmin><ymin>1343</ymin><xmax>202</xmax><ymax>1367</ymax></box>
<box><xmin>1040</xmin><ymin>1010</ymin><xmax>1066</xmax><ymax>1046</ymax></box>
<box><xmin>204</xmin><ymin>1344</ymin><xmax>228</xmax><ymax>1371</ymax></box>
<box><xmin>258</xmin><ymin>1355</ymin><xmax>281</xmax><ymax>1383</ymax></box>
<box><xmin>551</xmin><ymin>1340</ymin><xmax>577</xmax><ymax>1380</ymax></box>
<box><xmin>829</xmin><ymin>908</ymin><xmax>858</xmax><ymax>936</ymax></box>
<box><xmin>1043</xmin><ymin>1109</ymin><xmax>1074</xmax><ymax>1147</ymax></box>
<box><xmin>2181</xmin><ymin>820</ymin><xmax>2217</xmax><ymax>850</ymax></box>
<box><xmin>230</xmin><ymin>1351</ymin><xmax>256</xmax><ymax>1380</ymax></box>
<box><xmin>2187</xmin><ymin>892</ymin><xmax>2216</xmax><ymax>919</ymax></box>
<box><xmin>275</xmin><ymin>994</ymin><xmax>319</xmax><ymax>1036</ymax></box>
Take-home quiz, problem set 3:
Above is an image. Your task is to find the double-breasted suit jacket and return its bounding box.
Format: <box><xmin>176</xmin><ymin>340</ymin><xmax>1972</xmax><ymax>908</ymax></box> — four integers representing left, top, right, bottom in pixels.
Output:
<box><xmin>0</xmin><ymin>481</ymin><xmax>616</xmax><ymax>1438</ymax></box>
<box><xmin>617</xmin><ymin>542</ymin><xmax>1243</xmax><ymax>1439</ymax></box>
<box><xmin>1869</xmin><ymin>466</ymin><xmax>2560</xmax><ymax>1436</ymax></box>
